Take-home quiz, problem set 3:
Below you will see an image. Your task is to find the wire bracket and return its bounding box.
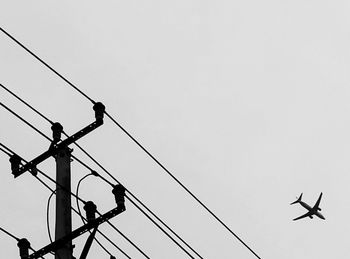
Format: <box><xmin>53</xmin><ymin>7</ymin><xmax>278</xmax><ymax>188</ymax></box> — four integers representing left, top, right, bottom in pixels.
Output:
<box><xmin>10</xmin><ymin>103</ymin><xmax>105</xmax><ymax>178</ymax></box>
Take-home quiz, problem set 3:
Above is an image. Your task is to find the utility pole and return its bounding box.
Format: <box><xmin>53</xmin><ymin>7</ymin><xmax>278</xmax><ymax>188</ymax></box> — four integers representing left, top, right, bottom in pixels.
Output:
<box><xmin>55</xmin><ymin>146</ymin><xmax>73</xmax><ymax>259</ymax></box>
<box><xmin>8</xmin><ymin>102</ymin><xmax>127</xmax><ymax>259</ymax></box>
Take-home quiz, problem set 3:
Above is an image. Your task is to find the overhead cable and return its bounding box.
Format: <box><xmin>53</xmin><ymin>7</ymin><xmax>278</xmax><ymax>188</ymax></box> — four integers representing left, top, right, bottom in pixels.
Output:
<box><xmin>46</xmin><ymin>190</ymin><xmax>56</xmax><ymax>243</ymax></box>
<box><xmin>0</xmin><ymin>83</ymin><xmax>204</xmax><ymax>258</ymax></box>
<box><xmin>0</xmin><ymin>27</ymin><xmax>262</xmax><ymax>258</ymax></box>
<box><xmin>0</xmin><ymin>144</ymin><xmax>133</xmax><ymax>259</ymax></box>
<box><xmin>0</xmin><ymin>83</ymin><xmax>54</xmax><ymax>124</ymax></box>
<box><xmin>0</xmin><ymin>102</ymin><xmax>151</xmax><ymax>259</ymax></box>
<box><xmin>0</xmin><ymin>226</ymin><xmax>20</xmax><ymax>241</ymax></box>
<box><xmin>0</xmin><ymin>101</ymin><xmax>50</xmax><ymax>141</ymax></box>
<box><xmin>74</xmin><ymin>173</ymin><xmax>118</xmax><ymax>257</ymax></box>
<box><xmin>0</xmin><ymin>28</ymin><xmax>94</xmax><ymax>104</ymax></box>
<box><xmin>0</xmin><ymin>226</ymin><xmax>46</xmax><ymax>259</ymax></box>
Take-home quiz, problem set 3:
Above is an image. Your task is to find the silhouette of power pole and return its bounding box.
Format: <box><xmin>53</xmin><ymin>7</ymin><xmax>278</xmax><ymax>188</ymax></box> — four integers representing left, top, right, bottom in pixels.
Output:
<box><xmin>55</xmin><ymin>145</ymin><xmax>73</xmax><ymax>259</ymax></box>
<box><xmin>9</xmin><ymin>102</ymin><xmax>125</xmax><ymax>258</ymax></box>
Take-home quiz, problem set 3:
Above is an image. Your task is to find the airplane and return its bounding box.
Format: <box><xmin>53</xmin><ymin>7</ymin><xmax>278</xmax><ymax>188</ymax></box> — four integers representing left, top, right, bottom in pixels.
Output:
<box><xmin>290</xmin><ymin>193</ymin><xmax>325</xmax><ymax>221</ymax></box>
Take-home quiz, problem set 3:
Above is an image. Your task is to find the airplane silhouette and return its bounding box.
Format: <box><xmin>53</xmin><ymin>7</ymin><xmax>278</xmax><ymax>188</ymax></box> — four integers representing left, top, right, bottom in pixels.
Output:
<box><xmin>290</xmin><ymin>193</ymin><xmax>325</xmax><ymax>221</ymax></box>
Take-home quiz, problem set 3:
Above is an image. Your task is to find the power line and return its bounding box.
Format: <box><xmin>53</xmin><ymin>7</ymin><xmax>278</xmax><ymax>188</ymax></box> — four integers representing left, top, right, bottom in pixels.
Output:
<box><xmin>0</xmin><ymin>83</ymin><xmax>204</xmax><ymax>259</ymax></box>
<box><xmin>0</xmin><ymin>147</ymin><xmax>11</xmax><ymax>157</ymax></box>
<box><xmin>46</xmin><ymin>190</ymin><xmax>56</xmax><ymax>243</ymax></box>
<box><xmin>0</xmin><ymin>101</ymin><xmax>50</xmax><ymax>141</ymax></box>
<box><xmin>46</xmin><ymin>180</ymin><xmax>131</xmax><ymax>259</ymax></box>
<box><xmin>67</xmin><ymin>140</ymin><xmax>206</xmax><ymax>259</ymax></box>
<box><xmin>0</xmin><ymin>83</ymin><xmax>54</xmax><ymax>124</ymax></box>
<box><xmin>74</xmin><ymin>173</ymin><xmax>118</xmax><ymax>258</ymax></box>
<box><xmin>0</xmin><ymin>133</ymin><xmax>86</xmax><ymax>206</ymax></box>
<box><xmin>0</xmin><ymin>144</ymin><xmax>134</xmax><ymax>259</ymax></box>
<box><xmin>0</xmin><ymin>98</ymin><xmax>184</xmax><ymax>256</ymax></box>
<box><xmin>105</xmin><ymin>112</ymin><xmax>263</xmax><ymax>258</ymax></box>
<box><xmin>85</xmin><ymin>172</ymin><xmax>201</xmax><ymax>259</ymax></box>
<box><xmin>0</xmin><ymin>28</ymin><xmax>95</xmax><ymax>104</ymax></box>
<box><xmin>0</xmin><ymin>27</ymin><xmax>262</xmax><ymax>258</ymax></box>
<box><xmin>72</xmin><ymin>156</ymin><xmax>205</xmax><ymax>258</ymax></box>
<box><xmin>93</xmin><ymin>166</ymin><xmax>206</xmax><ymax>259</ymax></box>
<box><xmin>0</xmin><ymin>99</ymin><xmax>156</xmax><ymax>258</ymax></box>
<box><xmin>45</xmin><ymin>191</ymin><xmax>63</xmax><ymax>259</ymax></box>
<box><xmin>0</xmin><ymin>102</ymin><xmax>155</xmax><ymax>259</ymax></box>
<box><xmin>0</xmin><ymin>226</ymin><xmax>20</xmax><ymax>241</ymax></box>
<box><xmin>0</xmin><ymin>226</ymin><xmax>46</xmax><ymax>259</ymax></box>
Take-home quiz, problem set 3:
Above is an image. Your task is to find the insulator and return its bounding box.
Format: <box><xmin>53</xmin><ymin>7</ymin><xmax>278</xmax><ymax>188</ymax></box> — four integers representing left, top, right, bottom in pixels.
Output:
<box><xmin>17</xmin><ymin>238</ymin><xmax>30</xmax><ymax>258</ymax></box>
<box><xmin>93</xmin><ymin>102</ymin><xmax>105</xmax><ymax>122</ymax></box>
<box><xmin>83</xmin><ymin>201</ymin><xmax>97</xmax><ymax>222</ymax></box>
<box><xmin>112</xmin><ymin>184</ymin><xmax>125</xmax><ymax>209</ymax></box>
<box><xmin>51</xmin><ymin>122</ymin><xmax>63</xmax><ymax>142</ymax></box>
<box><xmin>9</xmin><ymin>154</ymin><xmax>21</xmax><ymax>174</ymax></box>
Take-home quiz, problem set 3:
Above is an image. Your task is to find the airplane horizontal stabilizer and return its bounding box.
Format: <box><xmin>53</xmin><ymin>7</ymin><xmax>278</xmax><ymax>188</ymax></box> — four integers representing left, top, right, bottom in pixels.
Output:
<box><xmin>290</xmin><ymin>193</ymin><xmax>303</xmax><ymax>205</ymax></box>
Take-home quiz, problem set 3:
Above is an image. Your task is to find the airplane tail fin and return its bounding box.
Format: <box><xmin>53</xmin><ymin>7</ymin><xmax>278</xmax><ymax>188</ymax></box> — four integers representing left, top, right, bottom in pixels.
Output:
<box><xmin>290</xmin><ymin>193</ymin><xmax>303</xmax><ymax>205</ymax></box>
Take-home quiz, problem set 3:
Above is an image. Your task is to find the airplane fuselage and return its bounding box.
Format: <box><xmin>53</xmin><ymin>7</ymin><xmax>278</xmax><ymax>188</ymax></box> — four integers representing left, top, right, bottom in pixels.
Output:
<box><xmin>299</xmin><ymin>201</ymin><xmax>311</xmax><ymax>211</ymax></box>
<box><xmin>300</xmin><ymin>201</ymin><xmax>325</xmax><ymax>220</ymax></box>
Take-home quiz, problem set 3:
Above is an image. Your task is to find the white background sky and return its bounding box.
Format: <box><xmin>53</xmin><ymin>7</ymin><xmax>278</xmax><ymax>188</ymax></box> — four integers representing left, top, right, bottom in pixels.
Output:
<box><xmin>1</xmin><ymin>1</ymin><xmax>350</xmax><ymax>258</ymax></box>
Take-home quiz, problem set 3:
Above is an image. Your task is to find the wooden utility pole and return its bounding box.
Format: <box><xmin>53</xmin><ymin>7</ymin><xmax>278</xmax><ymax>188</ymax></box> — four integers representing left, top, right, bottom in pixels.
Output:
<box><xmin>55</xmin><ymin>147</ymin><xmax>73</xmax><ymax>259</ymax></box>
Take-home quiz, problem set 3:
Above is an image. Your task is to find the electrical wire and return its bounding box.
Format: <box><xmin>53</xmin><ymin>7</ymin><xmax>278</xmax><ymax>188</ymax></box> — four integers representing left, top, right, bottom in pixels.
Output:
<box><xmin>1</xmin><ymin>100</ymin><xmax>198</xmax><ymax>258</ymax></box>
<box><xmin>46</xmin><ymin>191</ymin><xmax>63</xmax><ymax>259</ymax></box>
<box><xmin>0</xmin><ymin>226</ymin><xmax>46</xmax><ymax>259</ymax></box>
<box><xmin>105</xmin><ymin>111</ymin><xmax>263</xmax><ymax>258</ymax></box>
<box><xmin>97</xmin><ymin>211</ymin><xmax>152</xmax><ymax>259</ymax></box>
<box><xmin>92</xmin><ymin>170</ymin><xmax>205</xmax><ymax>259</ymax></box>
<box><xmin>76</xmin><ymin>174</ymin><xmax>94</xmax><ymax>224</ymax></box>
<box><xmin>46</xmin><ymin>176</ymin><xmax>131</xmax><ymax>259</ymax></box>
<box><xmin>46</xmin><ymin>190</ymin><xmax>56</xmax><ymax>243</ymax></box>
<box><xmin>0</xmin><ymin>91</ymin><xmax>203</xmax><ymax>258</ymax></box>
<box><xmin>0</xmin><ymin>101</ymin><xmax>51</xmax><ymax>141</ymax></box>
<box><xmin>0</xmin><ymin>27</ymin><xmax>263</xmax><ymax>258</ymax></box>
<box><xmin>0</xmin><ymin>85</ymin><xmax>205</xmax><ymax>258</ymax></box>
<box><xmin>77</xmin><ymin>173</ymin><xmax>200</xmax><ymax>259</ymax></box>
<box><xmin>71</xmin><ymin>153</ymin><xmax>205</xmax><ymax>258</ymax></box>
<box><xmin>94</xmin><ymin>162</ymin><xmax>206</xmax><ymax>259</ymax></box>
<box><xmin>69</xmin><ymin>144</ymin><xmax>205</xmax><ymax>259</ymax></box>
<box><xmin>0</xmin><ymin>102</ymin><xmax>87</xmax><ymax>204</ymax></box>
<box><xmin>2</xmin><ymin>144</ymin><xmax>63</xmax><ymax>259</ymax></box>
<box><xmin>0</xmin><ymin>28</ymin><xmax>95</xmax><ymax>104</ymax></box>
<box><xmin>0</xmin><ymin>105</ymin><xmax>151</xmax><ymax>258</ymax></box>
<box><xmin>0</xmin><ymin>83</ymin><xmax>54</xmax><ymax>124</ymax></box>
<box><xmin>126</xmin><ymin>195</ymin><xmax>197</xmax><ymax>259</ymax></box>
<box><xmin>44</xmin><ymin>171</ymin><xmax>139</xmax><ymax>258</ymax></box>
<box><xmin>0</xmin><ymin>145</ymin><xmax>134</xmax><ymax>259</ymax></box>
<box><xmin>75</xmin><ymin>173</ymin><xmax>118</xmax><ymax>258</ymax></box>
<box><xmin>71</xmin><ymin>202</ymin><xmax>131</xmax><ymax>259</ymax></box>
<box><xmin>0</xmin><ymin>145</ymin><xmax>12</xmax><ymax>156</ymax></box>
<box><xmin>0</xmin><ymin>226</ymin><xmax>20</xmax><ymax>241</ymax></box>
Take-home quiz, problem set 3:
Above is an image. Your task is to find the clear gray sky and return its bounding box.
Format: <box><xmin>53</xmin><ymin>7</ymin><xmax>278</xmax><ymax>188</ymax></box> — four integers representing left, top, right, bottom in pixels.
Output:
<box><xmin>1</xmin><ymin>1</ymin><xmax>350</xmax><ymax>258</ymax></box>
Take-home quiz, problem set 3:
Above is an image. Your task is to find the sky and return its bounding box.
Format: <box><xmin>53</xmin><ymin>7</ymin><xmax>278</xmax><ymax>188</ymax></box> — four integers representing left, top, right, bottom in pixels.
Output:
<box><xmin>1</xmin><ymin>1</ymin><xmax>350</xmax><ymax>258</ymax></box>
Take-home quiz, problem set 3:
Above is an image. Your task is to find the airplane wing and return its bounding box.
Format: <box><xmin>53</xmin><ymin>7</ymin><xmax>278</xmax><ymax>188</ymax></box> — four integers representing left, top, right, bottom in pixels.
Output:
<box><xmin>312</xmin><ymin>192</ymin><xmax>323</xmax><ymax>210</ymax></box>
<box><xmin>293</xmin><ymin>211</ymin><xmax>313</xmax><ymax>221</ymax></box>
